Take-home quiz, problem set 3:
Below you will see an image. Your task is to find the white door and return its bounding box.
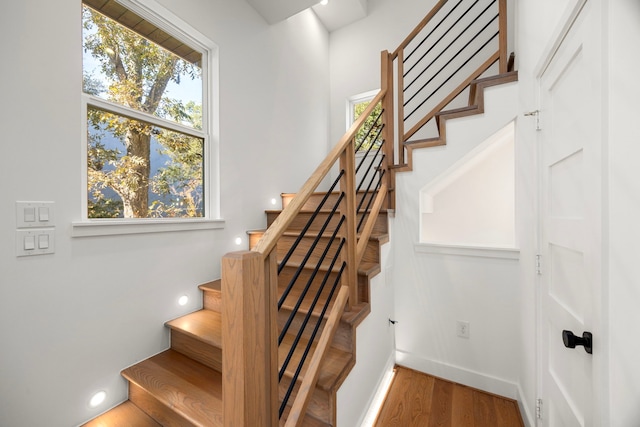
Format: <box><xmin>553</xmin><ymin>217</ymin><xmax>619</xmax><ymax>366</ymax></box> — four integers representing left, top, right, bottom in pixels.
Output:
<box><xmin>538</xmin><ymin>1</ymin><xmax>602</xmax><ymax>425</ymax></box>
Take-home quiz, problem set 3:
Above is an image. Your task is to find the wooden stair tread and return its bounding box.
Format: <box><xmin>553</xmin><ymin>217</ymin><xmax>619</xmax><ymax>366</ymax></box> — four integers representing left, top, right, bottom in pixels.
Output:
<box><xmin>404</xmin><ymin>138</ymin><xmax>445</xmax><ymax>148</ymax></box>
<box><xmin>252</xmin><ymin>228</ymin><xmax>388</xmax><ymax>240</ymax></box>
<box><xmin>279</xmin><ymin>282</ymin><xmax>370</xmax><ymax>326</ymax></box>
<box><xmin>341</xmin><ymin>302</ymin><xmax>370</xmax><ymax>326</ymax></box>
<box><xmin>81</xmin><ymin>401</ymin><xmax>161</xmax><ymax>427</ymax></box>
<box><xmin>279</xmin><ymin>333</ymin><xmax>351</xmax><ymax>391</ymax></box>
<box><xmin>280</xmin><ymin>190</ymin><xmax>382</xmax><ymax>197</ymax></box>
<box><xmin>166</xmin><ymin>309</ymin><xmax>222</xmax><ymax>348</ymax></box>
<box><xmin>281</xmin><ymin>259</ymin><xmax>379</xmax><ymax>277</ymax></box>
<box><xmin>279</xmin><ymin>280</ymin><xmax>334</xmax><ymax>312</ymax></box>
<box><xmin>198</xmin><ymin>279</ymin><xmax>221</xmax><ymax>293</ymax></box>
<box><xmin>280</xmin><ymin>405</ymin><xmax>331</xmax><ymax>427</ymax></box>
<box><xmin>122</xmin><ymin>349</ymin><xmax>223</xmax><ymax>426</ymax></box>
<box><xmin>266</xmin><ymin>208</ymin><xmax>388</xmax><ymax>215</ymax></box>
<box><xmin>471</xmin><ymin>70</ymin><xmax>518</xmax><ymax>86</ymax></box>
<box><xmin>249</xmin><ymin>230</ymin><xmax>389</xmax><ymax>244</ymax></box>
<box><xmin>437</xmin><ymin>105</ymin><xmax>478</xmax><ymax>117</ymax></box>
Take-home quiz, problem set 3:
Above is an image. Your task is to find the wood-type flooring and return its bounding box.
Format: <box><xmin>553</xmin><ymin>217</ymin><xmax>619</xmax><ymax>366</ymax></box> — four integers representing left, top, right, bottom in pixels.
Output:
<box><xmin>374</xmin><ymin>366</ymin><xmax>524</xmax><ymax>427</ymax></box>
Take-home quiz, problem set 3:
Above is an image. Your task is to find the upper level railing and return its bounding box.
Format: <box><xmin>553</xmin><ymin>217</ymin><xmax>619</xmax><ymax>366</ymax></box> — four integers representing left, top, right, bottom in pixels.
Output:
<box><xmin>220</xmin><ymin>1</ymin><xmax>508</xmax><ymax>425</ymax></box>
<box><xmin>387</xmin><ymin>0</ymin><xmax>507</xmax><ymax>167</ymax></box>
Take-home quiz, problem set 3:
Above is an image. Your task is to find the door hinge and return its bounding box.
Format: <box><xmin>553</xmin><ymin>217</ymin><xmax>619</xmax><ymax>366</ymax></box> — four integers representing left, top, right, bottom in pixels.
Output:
<box><xmin>536</xmin><ymin>254</ymin><xmax>542</xmax><ymax>275</ymax></box>
<box><xmin>524</xmin><ymin>109</ymin><xmax>541</xmax><ymax>131</ymax></box>
<box><xmin>536</xmin><ymin>398</ymin><xmax>543</xmax><ymax>419</ymax></box>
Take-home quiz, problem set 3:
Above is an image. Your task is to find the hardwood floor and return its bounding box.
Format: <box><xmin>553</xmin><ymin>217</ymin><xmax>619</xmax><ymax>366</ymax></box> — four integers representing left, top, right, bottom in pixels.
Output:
<box><xmin>374</xmin><ymin>366</ymin><xmax>524</xmax><ymax>427</ymax></box>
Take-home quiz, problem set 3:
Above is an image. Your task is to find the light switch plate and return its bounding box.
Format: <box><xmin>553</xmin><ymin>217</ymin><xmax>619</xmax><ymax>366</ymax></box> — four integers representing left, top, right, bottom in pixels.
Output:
<box><xmin>16</xmin><ymin>202</ymin><xmax>55</xmax><ymax>228</ymax></box>
<box><xmin>16</xmin><ymin>229</ymin><xmax>55</xmax><ymax>257</ymax></box>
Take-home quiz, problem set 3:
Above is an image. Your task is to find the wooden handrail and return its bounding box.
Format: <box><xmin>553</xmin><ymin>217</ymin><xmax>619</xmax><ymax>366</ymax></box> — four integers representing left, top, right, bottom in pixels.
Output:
<box><xmin>391</xmin><ymin>0</ymin><xmax>449</xmax><ymax>60</ymax></box>
<box><xmin>252</xmin><ymin>88</ymin><xmax>386</xmax><ymax>258</ymax></box>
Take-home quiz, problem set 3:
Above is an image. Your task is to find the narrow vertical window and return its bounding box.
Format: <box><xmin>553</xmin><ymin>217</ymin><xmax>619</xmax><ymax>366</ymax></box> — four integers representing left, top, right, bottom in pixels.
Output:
<box><xmin>348</xmin><ymin>91</ymin><xmax>383</xmax><ymax>152</ymax></box>
<box><xmin>82</xmin><ymin>0</ymin><xmax>207</xmax><ymax>219</ymax></box>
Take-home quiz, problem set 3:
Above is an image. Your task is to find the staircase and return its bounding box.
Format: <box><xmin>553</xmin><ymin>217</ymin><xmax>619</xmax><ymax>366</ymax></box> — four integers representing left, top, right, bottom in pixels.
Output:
<box><xmin>83</xmin><ymin>193</ymin><xmax>389</xmax><ymax>427</ymax></box>
<box><xmin>82</xmin><ymin>1</ymin><xmax>515</xmax><ymax>425</ymax></box>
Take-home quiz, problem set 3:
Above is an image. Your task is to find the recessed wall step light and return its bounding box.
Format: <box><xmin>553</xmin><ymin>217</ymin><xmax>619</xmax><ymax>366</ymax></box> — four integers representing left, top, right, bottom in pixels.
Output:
<box><xmin>89</xmin><ymin>391</ymin><xmax>106</xmax><ymax>408</ymax></box>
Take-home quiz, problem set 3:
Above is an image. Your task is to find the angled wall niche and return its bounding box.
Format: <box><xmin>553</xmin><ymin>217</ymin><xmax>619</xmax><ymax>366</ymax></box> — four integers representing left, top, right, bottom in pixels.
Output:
<box><xmin>419</xmin><ymin>121</ymin><xmax>515</xmax><ymax>248</ymax></box>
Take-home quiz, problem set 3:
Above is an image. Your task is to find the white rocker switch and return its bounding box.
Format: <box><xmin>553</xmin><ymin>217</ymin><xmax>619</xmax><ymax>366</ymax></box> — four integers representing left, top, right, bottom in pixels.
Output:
<box><xmin>38</xmin><ymin>234</ymin><xmax>49</xmax><ymax>249</ymax></box>
<box><xmin>38</xmin><ymin>207</ymin><xmax>49</xmax><ymax>222</ymax></box>
<box><xmin>24</xmin><ymin>235</ymin><xmax>36</xmax><ymax>251</ymax></box>
<box><xmin>24</xmin><ymin>207</ymin><xmax>36</xmax><ymax>223</ymax></box>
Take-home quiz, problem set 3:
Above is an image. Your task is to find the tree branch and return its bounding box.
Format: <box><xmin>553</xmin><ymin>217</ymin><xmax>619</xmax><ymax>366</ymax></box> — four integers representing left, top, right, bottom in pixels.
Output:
<box><xmin>144</xmin><ymin>57</ymin><xmax>178</xmax><ymax>113</ymax></box>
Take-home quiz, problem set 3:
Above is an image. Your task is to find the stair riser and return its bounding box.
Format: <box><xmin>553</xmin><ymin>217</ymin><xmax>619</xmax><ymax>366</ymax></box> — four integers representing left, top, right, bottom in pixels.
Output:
<box><xmin>278</xmin><ymin>308</ymin><xmax>353</xmax><ymax>353</ymax></box>
<box><xmin>276</xmin><ymin>235</ymin><xmax>381</xmax><ymax>268</ymax></box>
<box><xmin>129</xmin><ymin>383</ymin><xmax>197</xmax><ymax>427</ymax></box>
<box><xmin>279</xmin><ymin>266</ymin><xmax>371</xmax><ymax>304</ymax></box>
<box><xmin>170</xmin><ymin>330</ymin><xmax>222</xmax><ymax>372</ymax></box>
<box><xmin>201</xmin><ymin>289</ymin><xmax>222</xmax><ymax>313</ymax></box>
<box><xmin>267</xmin><ymin>211</ymin><xmax>388</xmax><ymax>235</ymax></box>
<box><xmin>281</xmin><ymin>192</ymin><xmax>388</xmax><ymax>211</ymax></box>
<box><xmin>277</xmin><ymin>235</ymin><xmax>342</xmax><ymax>267</ymax></box>
<box><xmin>279</xmin><ymin>379</ymin><xmax>333</xmax><ymax>425</ymax></box>
<box><xmin>248</xmin><ymin>231</ymin><xmax>264</xmax><ymax>250</ymax></box>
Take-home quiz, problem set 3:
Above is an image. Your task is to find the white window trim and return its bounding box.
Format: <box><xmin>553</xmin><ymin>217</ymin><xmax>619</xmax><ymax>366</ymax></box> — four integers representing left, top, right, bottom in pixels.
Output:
<box><xmin>346</xmin><ymin>89</ymin><xmax>380</xmax><ymax>131</ymax></box>
<box><xmin>74</xmin><ymin>0</ymin><xmax>223</xmax><ymax>237</ymax></box>
<box><xmin>414</xmin><ymin>242</ymin><xmax>520</xmax><ymax>260</ymax></box>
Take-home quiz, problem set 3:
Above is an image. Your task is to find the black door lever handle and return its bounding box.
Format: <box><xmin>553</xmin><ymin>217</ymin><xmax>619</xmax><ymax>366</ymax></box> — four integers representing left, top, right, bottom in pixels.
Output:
<box><xmin>562</xmin><ymin>330</ymin><xmax>593</xmax><ymax>354</ymax></box>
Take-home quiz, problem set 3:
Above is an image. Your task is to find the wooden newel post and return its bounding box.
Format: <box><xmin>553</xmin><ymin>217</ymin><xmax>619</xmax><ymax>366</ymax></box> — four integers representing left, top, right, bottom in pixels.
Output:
<box><xmin>222</xmin><ymin>251</ymin><xmax>277</xmax><ymax>426</ymax></box>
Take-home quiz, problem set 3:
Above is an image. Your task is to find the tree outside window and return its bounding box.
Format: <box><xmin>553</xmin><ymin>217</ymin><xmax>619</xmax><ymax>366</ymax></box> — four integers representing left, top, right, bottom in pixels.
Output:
<box><xmin>82</xmin><ymin>1</ymin><xmax>206</xmax><ymax>219</ymax></box>
<box><xmin>350</xmin><ymin>93</ymin><xmax>383</xmax><ymax>152</ymax></box>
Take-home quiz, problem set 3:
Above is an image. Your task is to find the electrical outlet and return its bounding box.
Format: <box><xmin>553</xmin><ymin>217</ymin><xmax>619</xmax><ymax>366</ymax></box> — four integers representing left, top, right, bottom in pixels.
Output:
<box><xmin>456</xmin><ymin>320</ymin><xmax>470</xmax><ymax>338</ymax></box>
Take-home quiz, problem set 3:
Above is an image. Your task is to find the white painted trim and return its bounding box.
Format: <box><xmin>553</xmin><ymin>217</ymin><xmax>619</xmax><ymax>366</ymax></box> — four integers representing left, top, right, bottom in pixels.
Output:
<box><xmin>358</xmin><ymin>354</ymin><xmax>396</xmax><ymax>427</ymax></box>
<box><xmin>346</xmin><ymin>89</ymin><xmax>380</xmax><ymax>131</ymax></box>
<box><xmin>71</xmin><ymin>218</ymin><xmax>225</xmax><ymax>237</ymax></box>
<box><xmin>395</xmin><ymin>350</ymin><xmax>519</xmax><ymax>400</ymax></box>
<box><xmin>533</xmin><ymin>0</ymin><xmax>588</xmax><ymax>78</ymax></box>
<box><xmin>84</xmin><ymin>96</ymin><xmax>206</xmax><ymax>138</ymax></box>
<box><xmin>414</xmin><ymin>242</ymin><xmax>520</xmax><ymax>260</ymax></box>
<box><xmin>517</xmin><ymin>383</ymin><xmax>536</xmax><ymax>427</ymax></box>
<box><xmin>116</xmin><ymin>0</ymin><xmax>215</xmax><ymax>52</ymax></box>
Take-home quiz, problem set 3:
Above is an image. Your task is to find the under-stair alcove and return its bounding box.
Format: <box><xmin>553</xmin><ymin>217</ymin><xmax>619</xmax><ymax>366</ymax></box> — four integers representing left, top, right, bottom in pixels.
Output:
<box><xmin>419</xmin><ymin>120</ymin><xmax>515</xmax><ymax>248</ymax></box>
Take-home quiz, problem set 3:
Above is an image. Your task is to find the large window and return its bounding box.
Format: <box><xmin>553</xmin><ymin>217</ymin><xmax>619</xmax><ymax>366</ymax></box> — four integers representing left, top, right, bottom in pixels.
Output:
<box><xmin>81</xmin><ymin>0</ymin><xmax>212</xmax><ymax>220</ymax></box>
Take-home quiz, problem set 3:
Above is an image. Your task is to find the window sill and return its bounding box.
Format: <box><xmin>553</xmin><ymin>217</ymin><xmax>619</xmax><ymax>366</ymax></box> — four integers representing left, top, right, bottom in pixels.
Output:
<box><xmin>71</xmin><ymin>218</ymin><xmax>225</xmax><ymax>237</ymax></box>
<box><xmin>414</xmin><ymin>242</ymin><xmax>520</xmax><ymax>260</ymax></box>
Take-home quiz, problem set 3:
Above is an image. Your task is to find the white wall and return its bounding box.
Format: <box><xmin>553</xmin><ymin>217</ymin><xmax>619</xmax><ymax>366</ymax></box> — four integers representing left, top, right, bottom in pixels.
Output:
<box><xmin>420</xmin><ymin>123</ymin><xmax>515</xmax><ymax>247</ymax></box>
<box><xmin>0</xmin><ymin>1</ymin><xmax>328</xmax><ymax>426</ymax></box>
<box><xmin>336</xmin><ymin>236</ymin><xmax>395</xmax><ymax>427</ymax></box>
<box><xmin>608</xmin><ymin>0</ymin><xmax>640</xmax><ymax>425</ymax></box>
<box><xmin>392</xmin><ymin>83</ymin><xmax>521</xmax><ymax>398</ymax></box>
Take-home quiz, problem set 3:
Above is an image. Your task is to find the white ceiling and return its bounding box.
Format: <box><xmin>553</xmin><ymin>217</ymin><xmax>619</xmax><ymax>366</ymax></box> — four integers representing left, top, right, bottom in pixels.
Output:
<box><xmin>246</xmin><ymin>0</ymin><xmax>368</xmax><ymax>32</ymax></box>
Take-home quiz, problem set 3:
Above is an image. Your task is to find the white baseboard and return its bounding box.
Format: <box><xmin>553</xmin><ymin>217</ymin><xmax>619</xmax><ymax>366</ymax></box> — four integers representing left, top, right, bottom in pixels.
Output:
<box><xmin>395</xmin><ymin>350</ymin><xmax>518</xmax><ymax>399</ymax></box>
<box><xmin>357</xmin><ymin>354</ymin><xmax>396</xmax><ymax>427</ymax></box>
